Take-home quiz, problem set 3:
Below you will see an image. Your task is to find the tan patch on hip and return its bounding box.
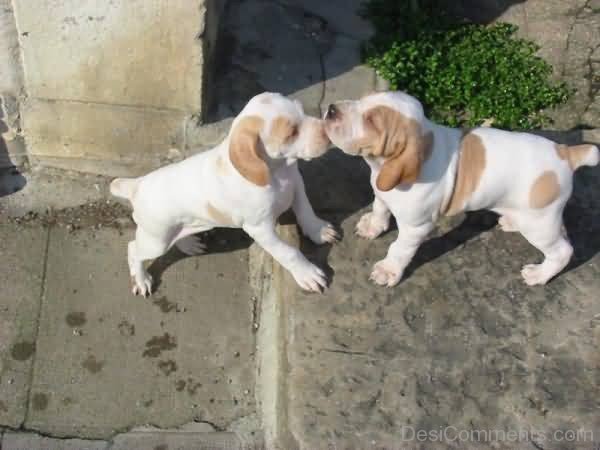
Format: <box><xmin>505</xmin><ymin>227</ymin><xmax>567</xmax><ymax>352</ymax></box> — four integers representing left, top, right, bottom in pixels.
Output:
<box><xmin>556</xmin><ymin>143</ymin><xmax>594</xmax><ymax>170</ymax></box>
<box><xmin>444</xmin><ymin>133</ymin><xmax>487</xmax><ymax>216</ymax></box>
<box><xmin>206</xmin><ymin>202</ymin><xmax>234</xmax><ymax>225</ymax></box>
<box><xmin>529</xmin><ymin>170</ymin><xmax>560</xmax><ymax>209</ymax></box>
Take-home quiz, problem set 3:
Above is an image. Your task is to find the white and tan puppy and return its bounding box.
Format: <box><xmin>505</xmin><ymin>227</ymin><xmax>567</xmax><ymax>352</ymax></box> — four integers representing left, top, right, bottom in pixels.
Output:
<box><xmin>111</xmin><ymin>92</ymin><xmax>338</xmax><ymax>296</ymax></box>
<box><xmin>324</xmin><ymin>91</ymin><xmax>599</xmax><ymax>287</ymax></box>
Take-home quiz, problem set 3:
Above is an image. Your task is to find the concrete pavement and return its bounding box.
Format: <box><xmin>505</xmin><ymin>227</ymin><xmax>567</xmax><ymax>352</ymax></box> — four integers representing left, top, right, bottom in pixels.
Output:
<box><xmin>2</xmin><ymin>0</ymin><xmax>600</xmax><ymax>449</ymax></box>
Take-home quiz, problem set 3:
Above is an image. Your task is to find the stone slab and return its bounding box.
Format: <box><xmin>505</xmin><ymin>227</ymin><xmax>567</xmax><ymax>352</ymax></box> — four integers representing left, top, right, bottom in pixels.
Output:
<box><xmin>12</xmin><ymin>0</ymin><xmax>206</xmax><ymax>111</ymax></box>
<box><xmin>185</xmin><ymin>117</ymin><xmax>233</xmax><ymax>153</ymax></box>
<box><xmin>0</xmin><ymin>0</ymin><xmax>22</xmax><ymax>94</ymax></box>
<box><xmin>0</xmin><ymin>224</ymin><xmax>46</xmax><ymax>428</ymax></box>
<box><xmin>0</xmin><ymin>136</ymin><xmax>27</xmax><ymax>169</ymax></box>
<box><xmin>22</xmin><ymin>99</ymin><xmax>185</xmax><ymax>175</ymax></box>
<box><xmin>285</xmin><ymin>167</ymin><xmax>600</xmax><ymax>449</ymax></box>
<box><xmin>0</xmin><ymin>166</ymin><xmax>111</xmax><ymax>217</ymax></box>
<box><xmin>2</xmin><ymin>432</ymin><xmax>108</xmax><ymax>450</ymax></box>
<box><xmin>109</xmin><ymin>430</ymin><xmax>243</xmax><ymax>450</ymax></box>
<box><xmin>25</xmin><ymin>227</ymin><xmax>256</xmax><ymax>438</ymax></box>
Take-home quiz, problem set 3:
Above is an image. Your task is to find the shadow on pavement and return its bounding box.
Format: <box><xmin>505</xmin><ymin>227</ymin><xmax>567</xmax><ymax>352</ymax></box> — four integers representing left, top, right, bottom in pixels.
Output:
<box><xmin>0</xmin><ymin>113</ymin><xmax>26</xmax><ymax>198</ymax></box>
<box><xmin>147</xmin><ymin>228</ymin><xmax>252</xmax><ymax>292</ymax></box>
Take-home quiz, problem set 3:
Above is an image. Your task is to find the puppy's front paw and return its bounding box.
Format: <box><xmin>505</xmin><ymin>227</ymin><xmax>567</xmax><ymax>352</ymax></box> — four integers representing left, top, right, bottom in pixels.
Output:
<box><xmin>291</xmin><ymin>261</ymin><xmax>328</xmax><ymax>293</ymax></box>
<box><xmin>131</xmin><ymin>272</ymin><xmax>153</xmax><ymax>297</ymax></box>
<box><xmin>521</xmin><ymin>264</ymin><xmax>550</xmax><ymax>286</ymax></box>
<box><xmin>355</xmin><ymin>212</ymin><xmax>389</xmax><ymax>240</ymax></box>
<box><xmin>370</xmin><ymin>258</ymin><xmax>403</xmax><ymax>287</ymax></box>
<box><xmin>306</xmin><ymin>220</ymin><xmax>340</xmax><ymax>245</ymax></box>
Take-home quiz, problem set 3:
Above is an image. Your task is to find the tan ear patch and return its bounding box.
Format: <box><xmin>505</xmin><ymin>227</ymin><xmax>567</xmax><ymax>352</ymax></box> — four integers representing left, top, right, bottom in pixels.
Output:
<box><xmin>267</xmin><ymin>116</ymin><xmax>297</xmax><ymax>148</ymax></box>
<box><xmin>206</xmin><ymin>202</ymin><xmax>234</xmax><ymax>225</ymax></box>
<box><xmin>229</xmin><ymin>116</ymin><xmax>269</xmax><ymax>186</ymax></box>
<box><xmin>529</xmin><ymin>171</ymin><xmax>560</xmax><ymax>209</ymax></box>
<box><xmin>360</xmin><ymin>105</ymin><xmax>431</xmax><ymax>191</ymax></box>
<box><xmin>556</xmin><ymin>143</ymin><xmax>594</xmax><ymax>170</ymax></box>
<box><xmin>444</xmin><ymin>133</ymin><xmax>487</xmax><ymax>216</ymax></box>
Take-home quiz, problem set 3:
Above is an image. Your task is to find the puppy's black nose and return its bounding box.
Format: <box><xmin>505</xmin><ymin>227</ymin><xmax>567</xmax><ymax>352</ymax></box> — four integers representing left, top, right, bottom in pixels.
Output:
<box><xmin>325</xmin><ymin>104</ymin><xmax>338</xmax><ymax>120</ymax></box>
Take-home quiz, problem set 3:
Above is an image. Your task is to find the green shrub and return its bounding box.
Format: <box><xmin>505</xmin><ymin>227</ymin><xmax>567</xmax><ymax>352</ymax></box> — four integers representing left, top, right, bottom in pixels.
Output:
<box><xmin>361</xmin><ymin>0</ymin><xmax>571</xmax><ymax>129</ymax></box>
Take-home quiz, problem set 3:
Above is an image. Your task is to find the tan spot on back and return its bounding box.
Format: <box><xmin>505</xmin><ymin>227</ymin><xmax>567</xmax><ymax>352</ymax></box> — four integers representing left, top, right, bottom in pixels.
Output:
<box><xmin>529</xmin><ymin>170</ymin><xmax>560</xmax><ymax>209</ymax></box>
<box><xmin>556</xmin><ymin>143</ymin><xmax>594</xmax><ymax>170</ymax></box>
<box><xmin>206</xmin><ymin>202</ymin><xmax>234</xmax><ymax>225</ymax></box>
<box><xmin>444</xmin><ymin>133</ymin><xmax>487</xmax><ymax>216</ymax></box>
<box><xmin>267</xmin><ymin>115</ymin><xmax>296</xmax><ymax>148</ymax></box>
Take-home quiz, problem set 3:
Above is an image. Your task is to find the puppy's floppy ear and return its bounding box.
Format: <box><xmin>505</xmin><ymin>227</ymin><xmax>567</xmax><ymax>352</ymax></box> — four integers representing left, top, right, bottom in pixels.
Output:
<box><xmin>376</xmin><ymin>128</ymin><xmax>432</xmax><ymax>191</ymax></box>
<box><xmin>367</xmin><ymin>106</ymin><xmax>431</xmax><ymax>191</ymax></box>
<box><xmin>229</xmin><ymin>116</ymin><xmax>270</xmax><ymax>186</ymax></box>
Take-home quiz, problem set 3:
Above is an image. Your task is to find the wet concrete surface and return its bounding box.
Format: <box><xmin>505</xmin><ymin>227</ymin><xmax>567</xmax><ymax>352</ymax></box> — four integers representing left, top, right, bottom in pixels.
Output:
<box><xmin>0</xmin><ymin>224</ymin><xmax>46</xmax><ymax>428</ymax></box>
<box><xmin>0</xmin><ymin>222</ymin><xmax>257</xmax><ymax>439</ymax></box>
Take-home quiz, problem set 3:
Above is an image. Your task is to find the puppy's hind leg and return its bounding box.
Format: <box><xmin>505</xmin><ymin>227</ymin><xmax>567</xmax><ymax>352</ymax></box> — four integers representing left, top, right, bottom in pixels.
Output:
<box><xmin>128</xmin><ymin>227</ymin><xmax>170</xmax><ymax>297</ymax></box>
<box><xmin>518</xmin><ymin>209</ymin><xmax>573</xmax><ymax>286</ymax></box>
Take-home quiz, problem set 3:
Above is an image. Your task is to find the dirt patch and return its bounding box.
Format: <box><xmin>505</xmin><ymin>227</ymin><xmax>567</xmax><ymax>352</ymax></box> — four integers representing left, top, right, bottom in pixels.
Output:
<box><xmin>158</xmin><ymin>359</ymin><xmax>177</xmax><ymax>376</ymax></box>
<box><xmin>143</xmin><ymin>333</ymin><xmax>177</xmax><ymax>358</ymax></box>
<box><xmin>152</xmin><ymin>296</ymin><xmax>179</xmax><ymax>313</ymax></box>
<box><xmin>82</xmin><ymin>355</ymin><xmax>105</xmax><ymax>374</ymax></box>
<box><xmin>32</xmin><ymin>393</ymin><xmax>49</xmax><ymax>411</ymax></box>
<box><xmin>65</xmin><ymin>311</ymin><xmax>86</xmax><ymax>327</ymax></box>
<box><xmin>118</xmin><ymin>320</ymin><xmax>135</xmax><ymax>336</ymax></box>
<box><xmin>5</xmin><ymin>201</ymin><xmax>133</xmax><ymax>232</ymax></box>
<box><xmin>10</xmin><ymin>341</ymin><xmax>36</xmax><ymax>361</ymax></box>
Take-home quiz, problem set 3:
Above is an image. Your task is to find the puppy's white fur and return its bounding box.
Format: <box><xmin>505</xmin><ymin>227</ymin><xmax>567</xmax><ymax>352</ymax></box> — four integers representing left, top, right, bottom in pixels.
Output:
<box><xmin>111</xmin><ymin>92</ymin><xmax>337</xmax><ymax>296</ymax></box>
<box><xmin>325</xmin><ymin>91</ymin><xmax>599</xmax><ymax>287</ymax></box>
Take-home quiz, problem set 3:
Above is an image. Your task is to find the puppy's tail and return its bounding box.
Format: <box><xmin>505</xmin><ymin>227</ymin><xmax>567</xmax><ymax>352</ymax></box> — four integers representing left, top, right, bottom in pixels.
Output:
<box><xmin>109</xmin><ymin>177</ymin><xmax>139</xmax><ymax>201</ymax></box>
<box><xmin>562</xmin><ymin>144</ymin><xmax>599</xmax><ymax>170</ymax></box>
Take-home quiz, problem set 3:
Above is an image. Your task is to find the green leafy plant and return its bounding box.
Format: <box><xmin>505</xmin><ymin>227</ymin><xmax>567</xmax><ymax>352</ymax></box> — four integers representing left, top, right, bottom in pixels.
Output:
<box><xmin>361</xmin><ymin>0</ymin><xmax>571</xmax><ymax>129</ymax></box>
